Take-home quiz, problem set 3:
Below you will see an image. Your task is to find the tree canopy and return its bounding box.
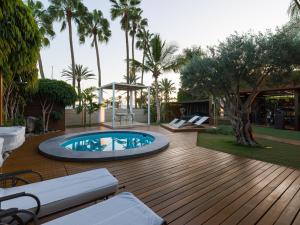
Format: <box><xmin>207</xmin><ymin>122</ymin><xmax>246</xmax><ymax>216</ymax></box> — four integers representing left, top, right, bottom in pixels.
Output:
<box><xmin>37</xmin><ymin>79</ymin><xmax>77</xmax><ymax>106</ymax></box>
<box><xmin>0</xmin><ymin>0</ymin><xmax>41</xmax><ymax>77</ymax></box>
<box><xmin>181</xmin><ymin>26</ymin><xmax>300</xmax><ymax>146</ymax></box>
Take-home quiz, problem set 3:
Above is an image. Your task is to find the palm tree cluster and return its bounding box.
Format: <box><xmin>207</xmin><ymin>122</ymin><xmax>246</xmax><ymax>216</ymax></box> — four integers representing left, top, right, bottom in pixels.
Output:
<box><xmin>26</xmin><ymin>0</ymin><xmax>182</xmax><ymax>123</ymax></box>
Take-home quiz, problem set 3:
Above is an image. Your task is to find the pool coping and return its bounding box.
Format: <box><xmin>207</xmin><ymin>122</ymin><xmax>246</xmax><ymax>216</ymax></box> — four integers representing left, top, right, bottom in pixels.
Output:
<box><xmin>38</xmin><ymin>130</ymin><xmax>169</xmax><ymax>162</ymax></box>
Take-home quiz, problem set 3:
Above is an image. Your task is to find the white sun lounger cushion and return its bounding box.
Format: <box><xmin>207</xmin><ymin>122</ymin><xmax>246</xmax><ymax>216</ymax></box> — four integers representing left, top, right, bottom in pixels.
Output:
<box><xmin>44</xmin><ymin>192</ymin><xmax>165</xmax><ymax>225</ymax></box>
<box><xmin>169</xmin><ymin>118</ymin><xmax>179</xmax><ymax>125</ymax></box>
<box><xmin>188</xmin><ymin>116</ymin><xmax>200</xmax><ymax>123</ymax></box>
<box><xmin>0</xmin><ymin>126</ymin><xmax>25</xmax><ymax>153</ymax></box>
<box><xmin>1</xmin><ymin>168</ymin><xmax>118</xmax><ymax>217</ymax></box>
<box><xmin>172</xmin><ymin>120</ymin><xmax>186</xmax><ymax>128</ymax></box>
<box><xmin>195</xmin><ymin>116</ymin><xmax>209</xmax><ymax>126</ymax></box>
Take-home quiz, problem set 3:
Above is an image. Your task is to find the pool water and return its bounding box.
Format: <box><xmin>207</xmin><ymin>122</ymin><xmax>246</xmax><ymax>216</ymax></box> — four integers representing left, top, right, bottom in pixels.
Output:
<box><xmin>61</xmin><ymin>132</ymin><xmax>155</xmax><ymax>152</ymax></box>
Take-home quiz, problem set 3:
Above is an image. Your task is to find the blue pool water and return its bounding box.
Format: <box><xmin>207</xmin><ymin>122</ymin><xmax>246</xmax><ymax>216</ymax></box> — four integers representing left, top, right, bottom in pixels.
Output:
<box><xmin>61</xmin><ymin>132</ymin><xmax>155</xmax><ymax>152</ymax></box>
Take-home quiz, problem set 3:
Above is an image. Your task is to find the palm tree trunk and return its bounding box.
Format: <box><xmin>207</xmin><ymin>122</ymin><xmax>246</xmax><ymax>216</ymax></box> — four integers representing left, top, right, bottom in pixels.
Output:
<box><xmin>131</xmin><ymin>33</ymin><xmax>137</xmax><ymax>108</ymax></box>
<box><xmin>140</xmin><ymin>50</ymin><xmax>146</xmax><ymax>108</ymax></box>
<box><xmin>38</xmin><ymin>52</ymin><xmax>45</xmax><ymax>79</ymax></box>
<box><xmin>77</xmin><ymin>80</ymin><xmax>81</xmax><ymax>107</ymax></box>
<box><xmin>67</xmin><ymin>16</ymin><xmax>76</xmax><ymax>88</ymax></box>
<box><xmin>94</xmin><ymin>34</ymin><xmax>102</xmax><ymax>88</ymax></box>
<box><xmin>154</xmin><ymin>76</ymin><xmax>160</xmax><ymax>123</ymax></box>
<box><xmin>125</xmin><ymin>28</ymin><xmax>130</xmax><ymax>111</ymax></box>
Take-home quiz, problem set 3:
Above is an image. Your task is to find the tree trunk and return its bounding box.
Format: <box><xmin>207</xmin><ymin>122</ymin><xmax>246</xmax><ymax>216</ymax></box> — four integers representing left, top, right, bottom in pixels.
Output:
<box><xmin>140</xmin><ymin>50</ymin><xmax>146</xmax><ymax>108</ymax></box>
<box><xmin>154</xmin><ymin>76</ymin><xmax>160</xmax><ymax>123</ymax></box>
<box><xmin>125</xmin><ymin>28</ymin><xmax>130</xmax><ymax>111</ymax></box>
<box><xmin>131</xmin><ymin>33</ymin><xmax>137</xmax><ymax>108</ymax></box>
<box><xmin>67</xmin><ymin>16</ymin><xmax>76</xmax><ymax>88</ymax></box>
<box><xmin>38</xmin><ymin>52</ymin><xmax>45</xmax><ymax>79</ymax></box>
<box><xmin>94</xmin><ymin>34</ymin><xmax>102</xmax><ymax>88</ymax></box>
<box><xmin>45</xmin><ymin>103</ymin><xmax>54</xmax><ymax>132</ymax></box>
<box><xmin>77</xmin><ymin>79</ymin><xmax>81</xmax><ymax>107</ymax></box>
<box><xmin>229</xmin><ymin>103</ymin><xmax>257</xmax><ymax>146</ymax></box>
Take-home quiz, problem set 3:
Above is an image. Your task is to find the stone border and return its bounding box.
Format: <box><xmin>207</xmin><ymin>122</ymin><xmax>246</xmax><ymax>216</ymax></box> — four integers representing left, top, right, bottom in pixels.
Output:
<box><xmin>39</xmin><ymin>130</ymin><xmax>169</xmax><ymax>162</ymax></box>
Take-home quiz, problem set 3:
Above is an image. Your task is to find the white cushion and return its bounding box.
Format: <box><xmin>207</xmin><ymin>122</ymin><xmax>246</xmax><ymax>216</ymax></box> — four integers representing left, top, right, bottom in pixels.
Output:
<box><xmin>195</xmin><ymin>116</ymin><xmax>209</xmax><ymax>126</ymax></box>
<box><xmin>188</xmin><ymin>116</ymin><xmax>200</xmax><ymax>123</ymax></box>
<box><xmin>169</xmin><ymin>118</ymin><xmax>179</xmax><ymax>125</ymax></box>
<box><xmin>172</xmin><ymin>120</ymin><xmax>186</xmax><ymax>128</ymax></box>
<box><xmin>1</xmin><ymin>169</ymin><xmax>118</xmax><ymax>217</ymax></box>
<box><xmin>43</xmin><ymin>192</ymin><xmax>164</xmax><ymax>225</ymax></box>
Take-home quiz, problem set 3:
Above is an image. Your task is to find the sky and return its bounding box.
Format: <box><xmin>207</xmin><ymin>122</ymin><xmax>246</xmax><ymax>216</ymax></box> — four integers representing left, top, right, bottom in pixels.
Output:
<box><xmin>40</xmin><ymin>0</ymin><xmax>292</xmax><ymax>95</ymax></box>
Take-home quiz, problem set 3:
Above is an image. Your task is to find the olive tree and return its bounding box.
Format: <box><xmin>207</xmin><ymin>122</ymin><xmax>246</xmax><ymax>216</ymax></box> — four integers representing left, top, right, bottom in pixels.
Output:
<box><xmin>181</xmin><ymin>28</ymin><xmax>300</xmax><ymax>146</ymax></box>
<box><xmin>36</xmin><ymin>79</ymin><xmax>77</xmax><ymax>132</ymax></box>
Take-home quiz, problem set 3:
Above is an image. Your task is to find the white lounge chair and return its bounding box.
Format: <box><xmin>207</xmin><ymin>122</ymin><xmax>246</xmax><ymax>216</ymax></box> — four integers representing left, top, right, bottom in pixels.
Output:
<box><xmin>0</xmin><ymin>126</ymin><xmax>25</xmax><ymax>155</ymax></box>
<box><xmin>172</xmin><ymin>116</ymin><xmax>200</xmax><ymax>128</ymax></box>
<box><xmin>43</xmin><ymin>192</ymin><xmax>166</xmax><ymax>225</ymax></box>
<box><xmin>194</xmin><ymin>116</ymin><xmax>209</xmax><ymax>126</ymax></box>
<box><xmin>172</xmin><ymin>120</ymin><xmax>186</xmax><ymax>128</ymax></box>
<box><xmin>0</xmin><ymin>168</ymin><xmax>118</xmax><ymax>218</ymax></box>
<box><xmin>168</xmin><ymin>118</ymin><xmax>179</xmax><ymax>126</ymax></box>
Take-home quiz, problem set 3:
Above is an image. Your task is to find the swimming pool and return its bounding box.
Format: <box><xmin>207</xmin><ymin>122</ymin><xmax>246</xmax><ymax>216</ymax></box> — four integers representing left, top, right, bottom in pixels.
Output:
<box><xmin>61</xmin><ymin>132</ymin><xmax>155</xmax><ymax>152</ymax></box>
<box><xmin>39</xmin><ymin>130</ymin><xmax>169</xmax><ymax>162</ymax></box>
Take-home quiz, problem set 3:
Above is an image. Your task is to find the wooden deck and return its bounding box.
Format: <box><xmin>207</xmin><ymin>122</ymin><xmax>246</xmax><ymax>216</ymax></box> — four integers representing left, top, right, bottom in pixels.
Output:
<box><xmin>3</xmin><ymin>126</ymin><xmax>300</xmax><ymax>225</ymax></box>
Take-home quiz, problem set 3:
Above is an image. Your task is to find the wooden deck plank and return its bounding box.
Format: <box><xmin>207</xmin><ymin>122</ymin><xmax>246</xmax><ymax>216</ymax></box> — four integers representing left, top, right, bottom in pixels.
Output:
<box><xmin>2</xmin><ymin>126</ymin><xmax>300</xmax><ymax>225</ymax></box>
<box><xmin>275</xmin><ymin>189</ymin><xmax>300</xmax><ymax>225</ymax></box>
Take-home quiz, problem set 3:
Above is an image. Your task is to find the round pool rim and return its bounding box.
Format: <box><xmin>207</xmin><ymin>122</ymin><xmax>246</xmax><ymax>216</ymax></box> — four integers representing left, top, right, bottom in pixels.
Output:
<box><xmin>39</xmin><ymin>130</ymin><xmax>169</xmax><ymax>162</ymax></box>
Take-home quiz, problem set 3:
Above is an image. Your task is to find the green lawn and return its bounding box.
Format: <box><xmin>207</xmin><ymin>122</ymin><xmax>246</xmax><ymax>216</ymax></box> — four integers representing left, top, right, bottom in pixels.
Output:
<box><xmin>197</xmin><ymin>133</ymin><xmax>300</xmax><ymax>169</ymax></box>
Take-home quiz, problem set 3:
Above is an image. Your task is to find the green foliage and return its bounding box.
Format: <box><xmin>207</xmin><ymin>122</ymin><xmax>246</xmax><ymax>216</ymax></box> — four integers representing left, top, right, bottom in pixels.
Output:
<box><xmin>4</xmin><ymin>115</ymin><xmax>26</xmax><ymax>126</ymax></box>
<box><xmin>0</xmin><ymin>0</ymin><xmax>41</xmax><ymax>76</ymax></box>
<box><xmin>62</xmin><ymin>64</ymin><xmax>95</xmax><ymax>95</ymax></box>
<box><xmin>110</xmin><ymin>0</ymin><xmax>141</xmax><ymax>30</ymax></box>
<box><xmin>181</xmin><ymin>27</ymin><xmax>300</xmax><ymax>146</ymax></box>
<box><xmin>79</xmin><ymin>9</ymin><xmax>111</xmax><ymax>45</ymax></box>
<box><xmin>0</xmin><ymin>0</ymin><xmax>41</xmax><ymax>123</ymax></box>
<box><xmin>26</xmin><ymin>0</ymin><xmax>55</xmax><ymax>48</ymax></box>
<box><xmin>37</xmin><ymin>79</ymin><xmax>77</xmax><ymax>106</ymax></box>
<box><xmin>76</xmin><ymin>87</ymin><xmax>100</xmax><ymax>127</ymax></box>
<box><xmin>48</xmin><ymin>0</ymin><xmax>88</xmax><ymax>32</ymax></box>
<box><xmin>159</xmin><ymin>78</ymin><xmax>176</xmax><ymax>103</ymax></box>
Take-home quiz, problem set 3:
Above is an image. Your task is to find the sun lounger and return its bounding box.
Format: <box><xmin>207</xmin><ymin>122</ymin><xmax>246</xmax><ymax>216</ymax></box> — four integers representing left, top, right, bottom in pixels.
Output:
<box><xmin>168</xmin><ymin>118</ymin><xmax>179</xmax><ymax>126</ymax></box>
<box><xmin>172</xmin><ymin>120</ymin><xmax>186</xmax><ymax>128</ymax></box>
<box><xmin>172</xmin><ymin>116</ymin><xmax>201</xmax><ymax>128</ymax></box>
<box><xmin>0</xmin><ymin>168</ymin><xmax>118</xmax><ymax>218</ymax></box>
<box><xmin>194</xmin><ymin>116</ymin><xmax>209</xmax><ymax>126</ymax></box>
<box><xmin>0</xmin><ymin>192</ymin><xmax>166</xmax><ymax>225</ymax></box>
<box><xmin>43</xmin><ymin>192</ymin><xmax>165</xmax><ymax>225</ymax></box>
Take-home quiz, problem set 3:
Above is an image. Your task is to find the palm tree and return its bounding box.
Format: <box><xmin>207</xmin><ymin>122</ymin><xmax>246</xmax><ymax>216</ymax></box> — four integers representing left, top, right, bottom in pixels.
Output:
<box><xmin>79</xmin><ymin>10</ymin><xmax>111</xmax><ymax>88</ymax></box>
<box><xmin>48</xmin><ymin>0</ymin><xmax>87</xmax><ymax>88</ymax></box>
<box><xmin>110</xmin><ymin>0</ymin><xmax>141</xmax><ymax>109</ymax></box>
<box><xmin>129</xmin><ymin>8</ymin><xmax>147</xmax><ymax>79</ymax></box>
<box><xmin>135</xmin><ymin>35</ymin><xmax>182</xmax><ymax>123</ymax></box>
<box><xmin>62</xmin><ymin>64</ymin><xmax>95</xmax><ymax>100</ymax></box>
<box><xmin>26</xmin><ymin>0</ymin><xmax>55</xmax><ymax>79</ymax></box>
<box><xmin>136</xmin><ymin>29</ymin><xmax>152</xmax><ymax>107</ymax></box>
<box><xmin>159</xmin><ymin>78</ymin><xmax>176</xmax><ymax>103</ymax></box>
<box><xmin>288</xmin><ymin>0</ymin><xmax>300</xmax><ymax>18</ymax></box>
